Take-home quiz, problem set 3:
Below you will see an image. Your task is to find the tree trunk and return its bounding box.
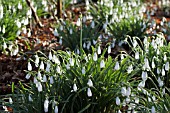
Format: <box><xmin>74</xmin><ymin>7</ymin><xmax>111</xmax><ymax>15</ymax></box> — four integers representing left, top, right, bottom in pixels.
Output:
<box><xmin>57</xmin><ymin>0</ymin><xmax>62</xmax><ymax>18</ymax></box>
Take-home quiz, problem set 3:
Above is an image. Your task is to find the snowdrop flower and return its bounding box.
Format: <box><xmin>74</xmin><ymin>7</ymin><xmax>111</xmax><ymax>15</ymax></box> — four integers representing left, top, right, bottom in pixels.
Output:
<box><xmin>87</xmin><ymin>41</ymin><xmax>91</xmax><ymax>50</ymax></box>
<box><xmin>59</xmin><ymin>37</ymin><xmax>62</xmax><ymax>45</ymax></box>
<box><xmin>66</xmin><ymin>63</ymin><xmax>70</xmax><ymax>70</ymax></box>
<box><xmin>151</xmin><ymin>106</ymin><xmax>155</xmax><ymax>113</ymax></box>
<box><xmin>44</xmin><ymin>99</ymin><xmax>49</xmax><ymax>112</ymax></box>
<box><xmin>83</xmin><ymin>16</ymin><xmax>86</xmax><ymax>23</ymax></box>
<box><xmin>76</xmin><ymin>18</ymin><xmax>81</xmax><ymax>27</ymax></box>
<box><xmin>82</xmin><ymin>67</ymin><xmax>85</xmax><ymax>74</ymax></box>
<box><xmin>40</xmin><ymin>61</ymin><xmax>44</xmax><ymax>70</ymax></box>
<box><xmin>151</xmin><ymin>59</ymin><xmax>155</xmax><ymax>69</ymax></box>
<box><xmin>83</xmin><ymin>42</ymin><xmax>86</xmax><ymax>48</ymax></box>
<box><xmin>91</xmin><ymin>21</ymin><xmax>95</xmax><ymax>28</ymax></box>
<box><xmin>37</xmin><ymin>71</ymin><xmax>42</xmax><ymax>81</ymax></box>
<box><xmin>43</xmin><ymin>75</ymin><xmax>47</xmax><ymax>82</ymax></box>
<box><xmin>121</xmin><ymin>87</ymin><xmax>126</xmax><ymax>97</ymax></box>
<box><xmin>27</xmin><ymin>9</ymin><xmax>32</xmax><ymax>18</ymax></box>
<box><xmin>28</xmin><ymin>61</ymin><xmax>32</xmax><ymax>71</ymax></box>
<box><xmin>133</xmin><ymin>40</ymin><xmax>138</xmax><ymax>48</ymax></box>
<box><xmin>93</xmin><ymin>52</ymin><xmax>98</xmax><ymax>61</ymax></box>
<box><xmin>138</xmin><ymin>81</ymin><xmax>145</xmax><ymax>89</ymax></box>
<box><xmin>59</xmin><ymin>25</ymin><xmax>63</xmax><ymax>31</ymax></box>
<box><xmin>157</xmin><ymin>68</ymin><xmax>161</xmax><ymax>74</ymax></box>
<box><xmin>28</xmin><ymin>94</ymin><xmax>33</xmax><ymax>102</ymax></box>
<box><xmin>125</xmin><ymin>97</ymin><xmax>131</xmax><ymax>103</ymax></box>
<box><xmin>165</xmin><ymin>62</ymin><xmax>169</xmax><ymax>71</ymax></box>
<box><xmin>116</xmin><ymin>97</ymin><xmax>121</xmax><ymax>105</ymax></box>
<box><xmin>73</xmin><ymin>83</ymin><xmax>78</xmax><ymax>92</ymax></box>
<box><xmin>52</xmin><ymin>55</ymin><xmax>60</xmax><ymax>64</ymax></box>
<box><xmin>143</xmin><ymin>58</ymin><xmax>150</xmax><ymax>70</ymax></box>
<box><xmin>69</xmin><ymin>28</ymin><xmax>73</xmax><ymax>34</ymax></box>
<box><xmin>50</xmin><ymin>76</ymin><xmax>54</xmax><ymax>84</ymax></box>
<box><xmin>126</xmin><ymin>87</ymin><xmax>131</xmax><ymax>96</ymax></box>
<box><xmin>164</xmin><ymin>54</ymin><xmax>167</xmax><ymax>61</ymax></box>
<box><xmin>49</xmin><ymin>51</ymin><xmax>53</xmax><ymax>60</ymax></box>
<box><xmin>9</xmin><ymin>97</ymin><xmax>13</xmax><ymax>104</ymax></box>
<box><xmin>34</xmin><ymin>76</ymin><xmax>38</xmax><ymax>84</ymax></box>
<box><xmin>87</xmin><ymin>88</ymin><xmax>92</xmax><ymax>97</ymax></box>
<box><xmin>108</xmin><ymin>45</ymin><xmax>111</xmax><ymax>54</ymax></box>
<box><xmin>54</xmin><ymin>105</ymin><xmax>58</xmax><ymax>113</ymax></box>
<box><xmin>114</xmin><ymin>61</ymin><xmax>120</xmax><ymax>70</ymax></box>
<box><xmin>97</xmin><ymin>46</ymin><xmax>101</xmax><ymax>55</ymax></box>
<box><xmin>3</xmin><ymin>42</ymin><xmax>7</xmax><ymax>49</ymax></box>
<box><xmin>0</xmin><ymin>5</ymin><xmax>3</xmax><ymax>19</ymax></box>
<box><xmin>162</xmin><ymin>68</ymin><xmax>165</xmax><ymax>76</ymax></box>
<box><xmin>141</xmin><ymin>71</ymin><xmax>148</xmax><ymax>81</ymax></box>
<box><xmin>87</xmin><ymin>79</ymin><xmax>93</xmax><ymax>87</ymax></box>
<box><xmin>135</xmin><ymin>97</ymin><xmax>139</xmax><ymax>104</ymax></box>
<box><xmin>127</xmin><ymin>64</ymin><xmax>133</xmax><ymax>74</ymax></box>
<box><xmin>158</xmin><ymin>77</ymin><xmax>163</xmax><ymax>87</ymax></box>
<box><xmin>70</xmin><ymin>58</ymin><xmax>74</xmax><ymax>66</ymax></box>
<box><xmin>135</xmin><ymin>51</ymin><xmax>139</xmax><ymax>59</ymax></box>
<box><xmin>118</xmin><ymin>110</ymin><xmax>122</xmax><ymax>113</ymax></box>
<box><xmin>37</xmin><ymin>82</ymin><xmax>42</xmax><ymax>92</ymax></box>
<box><xmin>54</xmin><ymin>29</ymin><xmax>59</xmax><ymax>36</ymax></box>
<box><xmin>56</xmin><ymin>66</ymin><xmax>61</xmax><ymax>74</ymax></box>
<box><xmin>100</xmin><ymin>60</ymin><xmax>105</xmax><ymax>68</ymax></box>
<box><xmin>25</xmin><ymin>73</ymin><xmax>31</xmax><ymax>79</ymax></box>
<box><xmin>18</xmin><ymin>2</ymin><xmax>22</xmax><ymax>10</ymax></box>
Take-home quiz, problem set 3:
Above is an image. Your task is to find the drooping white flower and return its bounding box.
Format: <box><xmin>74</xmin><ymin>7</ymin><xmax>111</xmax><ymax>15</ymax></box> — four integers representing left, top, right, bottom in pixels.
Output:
<box><xmin>138</xmin><ymin>81</ymin><xmax>145</xmax><ymax>89</ymax></box>
<box><xmin>83</xmin><ymin>16</ymin><xmax>86</xmax><ymax>23</ymax></box>
<box><xmin>165</xmin><ymin>62</ymin><xmax>169</xmax><ymax>71</ymax></box>
<box><xmin>162</xmin><ymin>68</ymin><xmax>165</xmax><ymax>76</ymax></box>
<box><xmin>54</xmin><ymin>105</ymin><xmax>58</xmax><ymax>113</ymax></box>
<box><xmin>28</xmin><ymin>61</ymin><xmax>32</xmax><ymax>71</ymax></box>
<box><xmin>87</xmin><ymin>79</ymin><xmax>93</xmax><ymax>87</ymax></box>
<box><xmin>40</xmin><ymin>61</ymin><xmax>44</xmax><ymax>70</ymax></box>
<box><xmin>50</xmin><ymin>76</ymin><xmax>54</xmax><ymax>84</ymax></box>
<box><xmin>69</xmin><ymin>28</ymin><xmax>73</xmax><ymax>34</ymax></box>
<box><xmin>87</xmin><ymin>88</ymin><xmax>92</xmax><ymax>97</ymax></box>
<box><xmin>83</xmin><ymin>42</ymin><xmax>86</xmax><ymax>48</ymax></box>
<box><xmin>125</xmin><ymin>97</ymin><xmax>131</xmax><ymax>103</ymax></box>
<box><xmin>157</xmin><ymin>68</ymin><xmax>161</xmax><ymax>74</ymax></box>
<box><xmin>141</xmin><ymin>71</ymin><xmax>148</xmax><ymax>81</ymax></box>
<box><xmin>91</xmin><ymin>21</ymin><xmax>95</xmax><ymax>28</ymax></box>
<box><xmin>100</xmin><ymin>60</ymin><xmax>105</xmax><ymax>68</ymax></box>
<box><xmin>151</xmin><ymin>106</ymin><xmax>155</xmax><ymax>113</ymax></box>
<box><xmin>56</xmin><ymin>66</ymin><xmax>61</xmax><ymax>74</ymax></box>
<box><xmin>59</xmin><ymin>25</ymin><xmax>63</xmax><ymax>31</ymax></box>
<box><xmin>97</xmin><ymin>46</ymin><xmax>101</xmax><ymax>55</ymax></box>
<box><xmin>37</xmin><ymin>71</ymin><xmax>42</xmax><ymax>81</ymax></box>
<box><xmin>9</xmin><ymin>97</ymin><xmax>13</xmax><ymax>104</ymax></box>
<box><xmin>18</xmin><ymin>2</ymin><xmax>22</xmax><ymax>10</ymax></box>
<box><xmin>54</xmin><ymin>29</ymin><xmax>59</xmax><ymax>36</ymax></box>
<box><xmin>28</xmin><ymin>94</ymin><xmax>33</xmax><ymax>102</ymax></box>
<box><xmin>70</xmin><ymin>58</ymin><xmax>74</xmax><ymax>66</ymax></box>
<box><xmin>73</xmin><ymin>83</ymin><xmax>78</xmax><ymax>92</ymax></box>
<box><xmin>76</xmin><ymin>18</ymin><xmax>81</xmax><ymax>27</ymax></box>
<box><xmin>127</xmin><ymin>64</ymin><xmax>133</xmax><ymax>74</ymax></box>
<box><xmin>34</xmin><ymin>76</ymin><xmax>38</xmax><ymax>84</ymax></box>
<box><xmin>82</xmin><ymin>67</ymin><xmax>85</xmax><ymax>74</ymax></box>
<box><xmin>126</xmin><ymin>87</ymin><xmax>131</xmax><ymax>97</ymax></box>
<box><xmin>118</xmin><ymin>110</ymin><xmax>122</xmax><ymax>113</ymax></box>
<box><xmin>116</xmin><ymin>97</ymin><xmax>121</xmax><ymax>105</ymax></box>
<box><xmin>152</xmin><ymin>60</ymin><xmax>155</xmax><ymax>69</ymax></box>
<box><xmin>108</xmin><ymin>45</ymin><xmax>111</xmax><ymax>54</ymax></box>
<box><xmin>52</xmin><ymin>55</ymin><xmax>60</xmax><ymax>64</ymax></box>
<box><xmin>59</xmin><ymin>37</ymin><xmax>62</xmax><ymax>45</ymax></box>
<box><xmin>93</xmin><ymin>52</ymin><xmax>98</xmax><ymax>61</ymax></box>
<box><xmin>25</xmin><ymin>73</ymin><xmax>31</xmax><ymax>80</ymax></box>
<box><xmin>37</xmin><ymin>82</ymin><xmax>42</xmax><ymax>92</ymax></box>
<box><xmin>114</xmin><ymin>61</ymin><xmax>120</xmax><ymax>70</ymax></box>
<box><xmin>164</xmin><ymin>54</ymin><xmax>167</xmax><ymax>61</ymax></box>
<box><xmin>66</xmin><ymin>63</ymin><xmax>70</xmax><ymax>70</ymax></box>
<box><xmin>134</xmin><ymin>97</ymin><xmax>139</xmax><ymax>104</ymax></box>
<box><xmin>143</xmin><ymin>58</ymin><xmax>150</xmax><ymax>70</ymax></box>
<box><xmin>3</xmin><ymin>42</ymin><xmax>7</xmax><ymax>49</ymax></box>
<box><xmin>158</xmin><ymin>77</ymin><xmax>164</xmax><ymax>87</ymax></box>
<box><xmin>49</xmin><ymin>51</ymin><xmax>53</xmax><ymax>60</ymax></box>
<box><xmin>43</xmin><ymin>75</ymin><xmax>47</xmax><ymax>82</ymax></box>
<box><xmin>35</xmin><ymin>55</ymin><xmax>39</xmax><ymax>67</ymax></box>
<box><xmin>121</xmin><ymin>87</ymin><xmax>127</xmax><ymax>97</ymax></box>
<box><xmin>44</xmin><ymin>99</ymin><xmax>49</xmax><ymax>112</ymax></box>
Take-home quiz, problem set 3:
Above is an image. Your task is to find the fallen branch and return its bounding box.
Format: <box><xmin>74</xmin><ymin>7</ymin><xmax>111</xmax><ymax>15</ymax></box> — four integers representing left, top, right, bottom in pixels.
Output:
<box><xmin>26</xmin><ymin>0</ymin><xmax>44</xmax><ymax>28</ymax></box>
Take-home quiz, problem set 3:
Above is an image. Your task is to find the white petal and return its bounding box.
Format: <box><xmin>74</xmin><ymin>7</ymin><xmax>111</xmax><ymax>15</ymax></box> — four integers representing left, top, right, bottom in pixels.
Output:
<box><xmin>87</xmin><ymin>88</ymin><xmax>92</xmax><ymax>97</ymax></box>
<box><xmin>116</xmin><ymin>97</ymin><xmax>120</xmax><ymax>105</ymax></box>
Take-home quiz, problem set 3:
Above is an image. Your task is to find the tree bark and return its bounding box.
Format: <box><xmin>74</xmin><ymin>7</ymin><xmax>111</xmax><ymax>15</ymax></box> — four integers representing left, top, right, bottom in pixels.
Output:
<box><xmin>57</xmin><ymin>0</ymin><xmax>62</xmax><ymax>18</ymax></box>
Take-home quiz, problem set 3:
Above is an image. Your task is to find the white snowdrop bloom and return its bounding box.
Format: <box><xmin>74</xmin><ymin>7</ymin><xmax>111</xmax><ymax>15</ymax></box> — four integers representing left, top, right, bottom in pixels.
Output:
<box><xmin>157</xmin><ymin>68</ymin><xmax>161</xmax><ymax>74</ymax></box>
<box><xmin>133</xmin><ymin>40</ymin><xmax>138</xmax><ymax>48</ymax></box>
<box><xmin>54</xmin><ymin>105</ymin><xmax>58</xmax><ymax>113</ymax></box>
<box><xmin>48</xmin><ymin>51</ymin><xmax>53</xmax><ymax>60</ymax></box>
<box><xmin>125</xmin><ymin>97</ymin><xmax>131</xmax><ymax>103</ymax></box>
<box><xmin>158</xmin><ymin>77</ymin><xmax>164</xmax><ymax>87</ymax></box>
<box><xmin>143</xmin><ymin>58</ymin><xmax>150</xmax><ymax>70</ymax></box>
<box><xmin>13</xmin><ymin>47</ymin><xmax>19</xmax><ymax>56</ymax></box>
<box><xmin>152</xmin><ymin>60</ymin><xmax>155</xmax><ymax>69</ymax></box>
<box><xmin>93</xmin><ymin>52</ymin><xmax>98</xmax><ymax>61</ymax></box>
<box><xmin>3</xmin><ymin>42</ymin><xmax>7</xmax><ymax>49</ymax></box>
<box><xmin>83</xmin><ymin>42</ymin><xmax>86</xmax><ymax>48</ymax></box>
<box><xmin>151</xmin><ymin>106</ymin><xmax>156</xmax><ymax>113</ymax></box>
<box><xmin>118</xmin><ymin>110</ymin><xmax>122</xmax><ymax>113</ymax></box>
<box><xmin>25</xmin><ymin>73</ymin><xmax>31</xmax><ymax>79</ymax></box>
<box><xmin>93</xmin><ymin>39</ymin><xmax>97</xmax><ymax>45</ymax></box>
<box><xmin>28</xmin><ymin>61</ymin><xmax>32</xmax><ymax>71</ymax></box>
<box><xmin>27</xmin><ymin>9</ymin><xmax>32</xmax><ymax>18</ymax></box>
<box><xmin>156</xmin><ymin>49</ymin><xmax>160</xmax><ymax>55</ymax></box>
<box><xmin>34</xmin><ymin>76</ymin><xmax>38</xmax><ymax>85</ymax></box>
<box><xmin>141</xmin><ymin>71</ymin><xmax>148</xmax><ymax>81</ymax></box>
<box><xmin>2</xmin><ymin>26</ymin><xmax>5</xmax><ymax>34</ymax></box>
<box><xmin>28</xmin><ymin>94</ymin><xmax>33</xmax><ymax>102</ymax></box>
<box><xmin>59</xmin><ymin>25</ymin><xmax>63</xmax><ymax>31</ymax></box>
<box><xmin>108</xmin><ymin>45</ymin><xmax>111</xmax><ymax>54</ymax></box>
<box><xmin>16</xmin><ymin>20</ymin><xmax>21</xmax><ymax>28</ymax></box>
<box><xmin>50</xmin><ymin>76</ymin><xmax>54</xmax><ymax>84</ymax></box>
<box><xmin>69</xmin><ymin>58</ymin><xmax>74</xmax><ymax>66</ymax></box>
<box><xmin>97</xmin><ymin>46</ymin><xmax>101</xmax><ymax>55</ymax></box>
<box><xmin>43</xmin><ymin>75</ymin><xmax>47</xmax><ymax>82</ymax></box>
<box><xmin>73</xmin><ymin>83</ymin><xmax>78</xmax><ymax>92</ymax></box>
<box><xmin>100</xmin><ymin>60</ymin><xmax>105</xmax><ymax>68</ymax></box>
<box><xmin>9</xmin><ymin>97</ymin><xmax>13</xmax><ymax>104</ymax></box>
<box><xmin>44</xmin><ymin>99</ymin><xmax>49</xmax><ymax>112</ymax></box>
<box><xmin>126</xmin><ymin>87</ymin><xmax>131</xmax><ymax>96</ymax></box>
<box><xmin>0</xmin><ymin>5</ymin><xmax>3</xmax><ymax>19</ymax></box>
<box><xmin>56</xmin><ymin>66</ymin><xmax>61</xmax><ymax>74</ymax></box>
<box><xmin>138</xmin><ymin>81</ymin><xmax>145</xmax><ymax>89</ymax></box>
<box><xmin>66</xmin><ymin>63</ymin><xmax>70</xmax><ymax>70</ymax></box>
<box><xmin>162</xmin><ymin>88</ymin><xmax>165</xmax><ymax>95</ymax></box>
<box><xmin>114</xmin><ymin>61</ymin><xmax>120</xmax><ymax>70</ymax></box>
<box><xmin>116</xmin><ymin>97</ymin><xmax>121</xmax><ymax>105</ymax></box>
<box><xmin>82</xmin><ymin>67</ymin><xmax>85</xmax><ymax>74</ymax></box>
<box><xmin>87</xmin><ymin>41</ymin><xmax>91</xmax><ymax>50</ymax></box>
<box><xmin>54</xmin><ymin>29</ymin><xmax>59</xmax><ymax>36</ymax></box>
<box><xmin>52</xmin><ymin>55</ymin><xmax>60</xmax><ymax>64</ymax></box>
<box><xmin>91</xmin><ymin>21</ymin><xmax>95</xmax><ymax>28</ymax></box>
<box><xmin>135</xmin><ymin>51</ymin><xmax>139</xmax><ymax>59</ymax></box>
<box><xmin>37</xmin><ymin>82</ymin><xmax>42</xmax><ymax>92</ymax></box>
<box><xmin>18</xmin><ymin>2</ymin><xmax>22</xmax><ymax>10</ymax></box>
<box><xmin>76</xmin><ymin>18</ymin><xmax>81</xmax><ymax>27</ymax></box>
<box><xmin>40</xmin><ymin>61</ymin><xmax>44</xmax><ymax>70</ymax></box>
<box><xmin>164</xmin><ymin>54</ymin><xmax>167</xmax><ymax>61</ymax></box>
<box><xmin>165</xmin><ymin>62</ymin><xmax>169</xmax><ymax>71</ymax></box>
<box><xmin>76</xmin><ymin>49</ymin><xmax>80</xmax><ymax>54</ymax></box>
<box><xmin>87</xmin><ymin>88</ymin><xmax>92</xmax><ymax>97</ymax></box>
<box><xmin>121</xmin><ymin>87</ymin><xmax>127</xmax><ymax>97</ymax></box>
<box><xmin>69</xmin><ymin>28</ymin><xmax>73</xmax><ymax>34</ymax></box>
<box><xmin>162</xmin><ymin>68</ymin><xmax>165</xmax><ymax>76</ymax></box>
<box><xmin>127</xmin><ymin>64</ymin><xmax>133</xmax><ymax>74</ymax></box>
<box><xmin>83</xmin><ymin>16</ymin><xmax>86</xmax><ymax>23</ymax></box>
<box><xmin>24</xmin><ymin>18</ymin><xmax>29</xmax><ymax>26</ymax></box>
<box><xmin>134</xmin><ymin>97</ymin><xmax>139</xmax><ymax>104</ymax></box>
<box><xmin>87</xmin><ymin>79</ymin><xmax>93</xmax><ymax>87</ymax></box>
<box><xmin>37</xmin><ymin>71</ymin><xmax>42</xmax><ymax>81</ymax></box>
<box><xmin>59</xmin><ymin>37</ymin><xmax>62</xmax><ymax>45</ymax></box>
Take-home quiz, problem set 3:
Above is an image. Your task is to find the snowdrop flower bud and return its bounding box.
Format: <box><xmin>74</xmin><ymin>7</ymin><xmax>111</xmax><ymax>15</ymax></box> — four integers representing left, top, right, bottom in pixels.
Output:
<box><xmin>40</xmin><ymin>61</ymin><xmax>44</xmax><ymax>70</ymax></box>
<box><xmin>165</xmin><ymin>62</ymin><xmax>169</xmax><ymax>71</ymax></box>
<box><xmin>76</xmin><ymin>18</ymin><xmax>81</xmax><ymax>27</ymax></box>
<box><xmin>25</xmin><ymin>73</ymin><xmax>31</xmax><ymax>79</ymax></box>
<box><xmin>18</xmin><ymin>2</ymin><xmax>22</xmax><ymax>10</ymax></box>
<box><xmin>54</xmin><ymin>29</ymin><xmax>59</xmax><ymax>36</ymax></box>
<box><xmin>157</xmin><ymin>68</ymin><xmax>161</xmax><ymax>74</ymax></box>
<box><xmin>87</xmin><ymin>79</ymin><xmax>93</xmax><ymax>87</ymax></box>
<box><xmin>50</xmin><ymin>76</ymin><xmax>54</xmax><ymax>84</ymax></box>
<box><xmin>135</xmin><ymin>52</ymin><xmax>139</xmax><ymax>59</ymax></box>
<box><xmin>70</xmin><ymin>58</ymin><xmax>74</xmax><ymax>66</ymax></box>
<box><xmin>108</xmin><ymin>45</ymin><xmax>111</xmax><ymax>54</ymax></box>
<box><xmin>93</xmin><ymin>52</ymin><xmax>98</xmax><ymax>61</ymax></box>
<box><xmin>29</xmin><ymin>94</ymin><xmax>33</xmax><ymax>102</ymax></box>
<box><xmin>151</xmin><ymin>106</ymin><xmax>155</xmax><ymax>113</ymax></box>
<box><xmin>164</xmin><ymin>54</ymin><xmax>167</xmax><ymax>61</ymax></box>
<box><xmin>162</xmin><ymin>68</ymin><xmax>165</xmax><ymax>76</ymax></box>
<box><xmin>82</xmin><ymin>67</ymin><xmax>85</xmax><ymax>74</ymax></box>
<box><xmin>138</xmin><ymin>81</ymin><xmax>145</xmax><ymax>89</ymax></box>
<box><xmin>116</xmin><ymin>97</ymin><xmax>121</xmax><ymax>105</ymax></box>
<box><xmin>127</xmin><ymin>64</ymin><xmax>133</xmax><ymax>74</ymax></box>
<box><xmin>49</xmin><ymin>51</ymin><xmax>53</xmax><ymax>60</ymax></box>
<box><xmin>97</xmin><ymin>46</ymin><xmax>101</xmax><ymax>55</ymax></box>
<box><xmin>43</xmin><ymin>75</ymin><xmax>47</xmax><ymax>82</ymax></box>
<box><xmin>37</xmin><ymin>82</ymin><xmax>42</xmax><ymax>92</ymax></box>
<box><xmin>152</xmin><ymin>60</ymin><xmax>155</xmax><ymax>69</ymax></box>
<box><xmin>114</xmin><ymin>61</ymin><xmax>120</xmax><ymax>70</ymax></box>
<box><xmin>54</xmin><ymin>105</ymin><xmax>58</xmax><ymax>113</ymax></box>
<box><xmin>121</xmin><ymin>87</ymin><xmax>127</xmax><ymax>97</ymax></box>
<box><xmin>126</xmin><ymin>87</ymin><xmax>131</xmax><ymax>96</ymax></box>
<box><xmin>100</xmin><ymin>60</ymin><xmax>105</xmax><ymax>68</ymax></box>
<box><xmin>73</xmin><ymin>83</ymin><xmax>78</xmax><ymax>92</ymax></box>
<box><xmin>28</xmin><ymin>61</ymin><xmax>32</xmax><ymax>71</ymax></box>
<box><xmin>9</xmin><ymin>97</ymin><xmax>13</xmax><ymax>104</ymax></box>
<box><xmin>91</xmin><ymin>21</ymin><xmax>95</xmax><ymax>28</ymax></box>
<box><xmin>87</xmin><ymin>88</ymin><xmax>92</xmax><ymax>97</ymax></box>
<box><xmin>158</xmin><ymin>77</ymin><xmax>163</xmax><ymax>87</ymax></box>
<box><xmin>69</xmin><ymin>28</ymin><xmax>73</xmax><ymax>34</ymax></box>
<box><xmin>44</xmin><ymin>99</ymin><xmax>49</xmax><ymax>112</ymax></box>
<box><xmin>142</xmin><ymin>71</ymin><xmax>148</xmax><ymax>81</ymax></box>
